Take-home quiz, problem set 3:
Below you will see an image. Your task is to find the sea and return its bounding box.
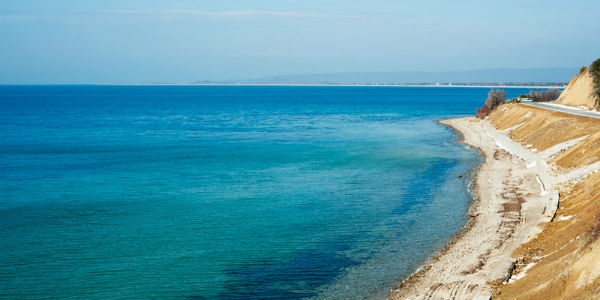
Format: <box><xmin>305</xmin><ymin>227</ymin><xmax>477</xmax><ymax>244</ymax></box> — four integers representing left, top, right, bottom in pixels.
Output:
<box><xmin>0</xmin><ymin>85</ymin><xmax>531</xmax><ymax>300</ymax></box>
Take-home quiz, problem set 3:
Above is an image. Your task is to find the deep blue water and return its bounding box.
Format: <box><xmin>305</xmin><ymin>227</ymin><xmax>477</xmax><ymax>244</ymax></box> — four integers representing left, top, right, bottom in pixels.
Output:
<box><xmin>0</xmin><ymin>86</ymin><xmax>530</xmax><ymax>299</ymax></box>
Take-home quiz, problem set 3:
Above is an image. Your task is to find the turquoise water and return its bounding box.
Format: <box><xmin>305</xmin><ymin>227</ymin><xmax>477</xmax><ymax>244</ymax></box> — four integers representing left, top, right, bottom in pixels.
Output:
<box><xmin>0</xmin><ymin>86</ymin><xmax>529</xmax><ymax>299</ymax></box>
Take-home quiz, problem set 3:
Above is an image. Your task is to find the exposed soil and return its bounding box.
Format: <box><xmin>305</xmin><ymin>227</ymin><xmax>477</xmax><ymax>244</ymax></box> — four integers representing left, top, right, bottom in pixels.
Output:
<box><xmin>390</xmin><ymin>102</ymin><xmax>600</xmax><ymax>299</ymax></box>
<box><xmin>555</xmin><ymin>69</ymin><xmax>597</xmax><ymax>109</ymax></box>
<box><xmin>487</xmin><ymin>104</ymin><xmax>600</xmax><ymax>299</ymax></box>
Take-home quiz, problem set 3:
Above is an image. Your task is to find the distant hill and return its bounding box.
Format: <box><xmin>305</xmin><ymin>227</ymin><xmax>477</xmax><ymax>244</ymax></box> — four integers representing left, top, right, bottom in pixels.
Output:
<box><xmin>215</xmin><ymin>68</ymin><xmax>575</xmax><ymax>86</ymax></box>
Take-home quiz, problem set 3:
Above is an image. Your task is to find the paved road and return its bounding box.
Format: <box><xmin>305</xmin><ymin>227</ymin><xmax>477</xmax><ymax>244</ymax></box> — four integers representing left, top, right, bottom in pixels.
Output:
<box><xmin>522</xmin><ymin>101</ymin><xmax>600</xmax><ymax>119</ymax></box>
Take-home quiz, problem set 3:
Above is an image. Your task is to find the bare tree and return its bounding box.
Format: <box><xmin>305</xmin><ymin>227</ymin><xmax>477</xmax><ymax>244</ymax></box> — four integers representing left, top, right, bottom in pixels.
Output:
<box><xmin>528</xmin><ymin>89</ymin><xmax>561</xmax><ymax>102</ymax></box>
<box><xmin>476</xmin><ymin>89</ymin><xmax>506</xmax><ymax>119</ymax></box>
<box><xmin>485</xmin><ymin>89</ymin><xmax>506</xmax><ymax>110</ymax></box>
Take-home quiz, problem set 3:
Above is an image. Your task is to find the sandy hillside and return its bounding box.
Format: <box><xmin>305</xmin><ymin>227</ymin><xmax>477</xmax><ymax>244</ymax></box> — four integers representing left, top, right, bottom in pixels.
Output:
<box><xmin>389</xmin><ymin>66</ymin><xmax>600</xmax><ymax>299</ymax></box>
<box><xmin>389</xmin><ymin>103</ymin><xmax>600</xmax><ymax>299</ymax></box>
<box><xmin>555</xmin><ymin>69</ymin><xmax>597</xmax><ymax>109</ymax></box>
<box><xmin>487</xmin><ymin>104</ymin><xmax>600</xmax><ymax>299</ymax></box>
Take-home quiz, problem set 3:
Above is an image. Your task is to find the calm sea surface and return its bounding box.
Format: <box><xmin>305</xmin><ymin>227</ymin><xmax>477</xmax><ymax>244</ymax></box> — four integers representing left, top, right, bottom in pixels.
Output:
<box><xmin>0</xmin><ymin>86</ymin><xmax>530</xmax><ymax>299</ymax></box>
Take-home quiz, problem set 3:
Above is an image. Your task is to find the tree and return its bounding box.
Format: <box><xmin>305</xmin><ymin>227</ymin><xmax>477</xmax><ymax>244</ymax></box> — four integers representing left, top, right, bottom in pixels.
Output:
<box><xmin>590</xmin><ymin>58</ymin><xmax>600</xmax><ymax>107</ymax></box>
<box><xmin>485</xmin><ymin>89</ymin><xmax>506</xmax><ymax>110</ymax></box>
<box><xmin>528</xmin><ymin>89</ymin><xmax>561</xmax><ymax>102</ymax></box>
<box><xmin>476</xmin><ymin>89</ymin><xmax>506</xmax><ymax>119</ymax></box>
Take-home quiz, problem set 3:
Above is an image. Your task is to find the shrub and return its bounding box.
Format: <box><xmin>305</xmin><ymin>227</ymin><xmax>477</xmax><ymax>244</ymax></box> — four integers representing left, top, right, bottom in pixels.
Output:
<box><xmin>528</xmin><ymin>89</ymin><xmax>561</xmax><ymax>102</ymax></box>
<box><xmin>580</xmin><ymin>65</ymin><xmax>588</xmax><ymax>74</ymax></box>
<box><xmin>476</xmin><ymin>105</ymin><xmax>492</xmax><ymax>119</ymax></box>
<box><xmin>590</xmin><ymin>58</ymin><xmax>600</xmax><ymax>107</ymax></box>
<box><xmin>486</xmin><ymin>89</ymin><xmax>506</xmax><ymax>110</ymax></box>
<box><xmin>476</xmin><ymin>89</ymin><xmax>506</xmax><ymax>119</ymax></box>
<box><xmin>507</xmin><ymin>97</ymin><xmax>520</xmax><ymax>103</ymax></box>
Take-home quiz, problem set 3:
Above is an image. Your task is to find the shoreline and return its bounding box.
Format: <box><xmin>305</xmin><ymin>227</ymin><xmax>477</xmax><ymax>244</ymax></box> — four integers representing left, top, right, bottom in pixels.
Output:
<box><xmin>389</xmin><ymin>116</ymin><xmax>550</xmax><ymax>299</ymax></box>
<box><xmin>96</xmin><ymin>83</ymin><xmax>566</xmax><ymax>88</ymax></box>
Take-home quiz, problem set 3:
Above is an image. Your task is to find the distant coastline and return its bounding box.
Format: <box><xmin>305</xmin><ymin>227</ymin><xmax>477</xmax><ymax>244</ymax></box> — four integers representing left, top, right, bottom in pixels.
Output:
<box><xmin>2</xmin><ymin>67</ymin><xmax>574</xmax><ymax>86</ymax></box>
<box><xmin>99</xmin><ymin>83</ymin><xmax>567</xmax><ymax>89</ymax></box>
<box><xmin>187</xmin><ymin>67</ymin><xmax>573</xmax><ymax>87</ymax></box>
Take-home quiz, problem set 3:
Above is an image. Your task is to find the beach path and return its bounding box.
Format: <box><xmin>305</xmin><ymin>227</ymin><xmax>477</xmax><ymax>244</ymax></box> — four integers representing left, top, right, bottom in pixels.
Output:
<box><xmin>389</xmin><ymin>117</ymin><xmax>549</xmax><ymax>300</ymax></box>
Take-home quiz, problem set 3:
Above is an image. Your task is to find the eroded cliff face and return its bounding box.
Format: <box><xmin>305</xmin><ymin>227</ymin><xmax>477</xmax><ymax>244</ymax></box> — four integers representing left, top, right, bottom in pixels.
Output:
<box><xmin>555</xmin><ymin>69</ymin><xmax>598</xmax><ymax>109</ymax></box>
<box><xmin>488</xmin><ymin>104</ymin><xmax>600</xmax><ymax>299</ymax></box>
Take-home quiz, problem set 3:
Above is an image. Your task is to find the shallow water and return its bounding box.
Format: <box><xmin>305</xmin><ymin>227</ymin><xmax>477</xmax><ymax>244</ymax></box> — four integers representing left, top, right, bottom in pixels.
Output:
<box><xmin>0</xmin><ymin>86</ymin><xmax>530</xmax><ymax>299</ymax></box>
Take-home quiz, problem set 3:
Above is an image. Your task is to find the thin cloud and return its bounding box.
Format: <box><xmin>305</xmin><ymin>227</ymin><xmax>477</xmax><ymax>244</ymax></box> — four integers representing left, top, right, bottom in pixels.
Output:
<box><xmin>0</xmin><ymin>9</ymin><xmax>376</xmax><ymax>22</ymax></box>
<box><xmin>97</xmin><ymin>9</ymin><xmax>372</xmax><ymax>21</ymax></box>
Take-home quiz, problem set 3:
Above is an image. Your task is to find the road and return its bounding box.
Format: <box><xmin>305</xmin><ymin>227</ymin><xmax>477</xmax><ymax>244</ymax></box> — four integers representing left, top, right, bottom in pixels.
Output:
<box><xmin>522</xmin><ymin>101</ymin><xmax>600</xmax><ymax>119</ymax></box>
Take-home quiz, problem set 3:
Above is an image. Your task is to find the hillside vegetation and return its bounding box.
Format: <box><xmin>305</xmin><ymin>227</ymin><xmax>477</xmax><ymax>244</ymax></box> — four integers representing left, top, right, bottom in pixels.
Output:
<box><xmin>591</xmin><ymin>58</ymin><xmax>600</xmax><ymax>107</ymax></box>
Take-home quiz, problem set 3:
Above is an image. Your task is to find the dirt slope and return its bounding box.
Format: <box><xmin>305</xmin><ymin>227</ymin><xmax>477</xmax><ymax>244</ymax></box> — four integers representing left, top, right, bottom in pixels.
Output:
<box><xmin>487</xmin><ymin>104</ymin><xmax>600</xmax><ymax>299</ymax></box>
<box><xmin>488</xmin><ymin>104</ymin><xmax>600</xmax><ymax>169</ymax></box>
<box><xmin>555</xmin><ymin>69</ymin><xmax>597</xmax><ymax>109</ymax></box>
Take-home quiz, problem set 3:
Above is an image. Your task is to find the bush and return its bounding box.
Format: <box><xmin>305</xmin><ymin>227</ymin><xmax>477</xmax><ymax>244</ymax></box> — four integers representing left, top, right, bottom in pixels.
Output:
<box><xmin>486</xmin><ymin>89</ymin><xmax>507</xmax><ymax>110</ymax></box>
<box><xmin>476</xmin><ymin>89</ymin><xmax>506</xmax><ymax>119</ymax></box>
<box><xmin>476</xmin><ymin>105</ymin><xmax>491</xmax><ymax>119</ymax></box>
<box><xmin>507</xmin><ymin>97</ymin><xmax>520</xmax><ymax>103</ymax></box>
<box><xmin>590</xmin><ymin>58</ymin><xmax>600</xmax><ymax>107</ymax></box>
<box><xmin>580</xmin><ymin>65</ymin><xmax>588</xmax><ymax>74</ymax></box>
<box><xmin>528</xmin><ymin>89</ymin><xmax>561</xmax><ymax>102</ymax></box>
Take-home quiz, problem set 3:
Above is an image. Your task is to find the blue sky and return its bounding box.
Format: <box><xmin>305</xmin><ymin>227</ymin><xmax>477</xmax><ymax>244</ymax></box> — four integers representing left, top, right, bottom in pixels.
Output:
<box><xmin>1</xmin><ymin>1</ymin><xmax>599</xmax><ymax>83</ymax></box>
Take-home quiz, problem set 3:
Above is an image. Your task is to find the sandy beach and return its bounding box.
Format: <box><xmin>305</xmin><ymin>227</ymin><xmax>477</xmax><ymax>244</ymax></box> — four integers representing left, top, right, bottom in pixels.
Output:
<box><xmin>389</xmin><ymin>116</ymin><xmax>552</xmax><ymax>300</ymax></box>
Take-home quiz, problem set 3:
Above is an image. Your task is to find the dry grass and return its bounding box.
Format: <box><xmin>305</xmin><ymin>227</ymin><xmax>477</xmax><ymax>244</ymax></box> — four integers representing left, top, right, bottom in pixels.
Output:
<box><xmin>554</xmin><ymin>130</ymin><xmax>600</xmax><ymax>168</ymax></box>
<box><xmin>488</xmin><ymin>105</ymin><xmax>600</xmax><ymax>300</ymax></box>
<box><xmin>494</xmin><ymin>172</ymin><xmax>600</xmax><ymax>300</ymax></box>
<box><xmin>487</xmin><ymin>103</ymin><xmax>600</xmax><ymax>169</ymax></box>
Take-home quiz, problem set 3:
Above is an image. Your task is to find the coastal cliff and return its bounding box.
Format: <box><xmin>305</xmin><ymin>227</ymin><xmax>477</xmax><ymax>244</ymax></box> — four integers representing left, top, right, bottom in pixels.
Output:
<box><xmin>490</xmin><ymin>63</ymin><xmax>600</xmax><ymax>298</ymax></box>
<box><xmin>472</xmin><ymin>66</ymin><xmax>600</xmax><ymax>299</ymax></box>
<box><xmin>390</xmin><ymin>64</ymin><xmax>600</xmax><ymax>299</ymax></box>
<box><xmin>488</xmin><ymin>107</ymin><xmax>600</xmax><ymax>299</ymax></box>
<box><xmin>555</xmin><ymin>68</ymin><xmax>598</xmax><ymax>109</ymax></box>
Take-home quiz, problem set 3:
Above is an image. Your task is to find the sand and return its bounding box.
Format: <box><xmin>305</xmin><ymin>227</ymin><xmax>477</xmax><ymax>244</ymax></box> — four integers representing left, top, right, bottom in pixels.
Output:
<box><xmin>484</xmin><ymin>103</ymin><xmax>600</xmax><ymax>299</ymax></box>
<box><xmin>555</xmin><ymin>69</ymin><xmax>597</xmax><ymax>109</ymax></box>
<box><xmin>388</xmin><ymin>116</ymin><xmax>551</xmax><ymax>300</ymax></box>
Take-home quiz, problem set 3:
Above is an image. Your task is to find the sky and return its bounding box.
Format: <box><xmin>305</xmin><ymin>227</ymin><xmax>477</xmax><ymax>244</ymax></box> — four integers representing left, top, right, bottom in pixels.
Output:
<box><xmin>1</xmin><ymin>0</ymin><xmax>599</xmax><ymax>84</ymax></box>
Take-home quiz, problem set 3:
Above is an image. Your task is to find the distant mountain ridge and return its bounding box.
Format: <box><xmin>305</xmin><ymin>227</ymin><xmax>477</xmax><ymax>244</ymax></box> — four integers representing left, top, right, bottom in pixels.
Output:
<box><xmin>208</xmin><ymin>68</ymin><xmax>575</xmax><ymax>85</ymax></box>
